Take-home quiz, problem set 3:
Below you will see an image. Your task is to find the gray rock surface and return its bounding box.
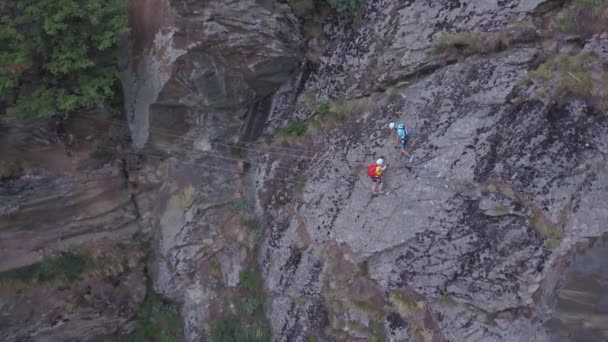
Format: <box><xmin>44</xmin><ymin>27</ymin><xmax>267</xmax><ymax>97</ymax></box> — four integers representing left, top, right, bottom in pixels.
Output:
<box><xmin>117</xmin><ymin>1</ymin><xmax>304</xmax><ymax>340</ymax></box>
<box><xmin>255</xmin><ymin>1</ymin><xmax>608</xmax><ymax>341</ymax></box>
<box><xmin>307</xmin><ymin>0</ymin><xmax>545</xmax><ymax>98</ymax></box>
<box><xmin>121</xmin><ymin>0</ymin><xmax>303</xmax><ymax>148</ymax></box>
<box><xmin>0</xmin><ymin>112</ymin><xmax>146</xmax><ymax>341</ymax></box>
<box><xmin>1</xmin><ymin>0</ymin><xmax>607</xmax><ymax>341</ymax></box>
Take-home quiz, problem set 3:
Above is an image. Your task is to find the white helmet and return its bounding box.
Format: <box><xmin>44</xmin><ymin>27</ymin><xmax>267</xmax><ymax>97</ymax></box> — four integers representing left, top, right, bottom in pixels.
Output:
<box><xmin>376</xmin><ymin>158</ymin><xmax>384</xmax><ymax>165</ymax></box>
<box><xmin>389</xmin><ymin>122</ymin><xmax>395</xmax><ymax>129</ymax></box>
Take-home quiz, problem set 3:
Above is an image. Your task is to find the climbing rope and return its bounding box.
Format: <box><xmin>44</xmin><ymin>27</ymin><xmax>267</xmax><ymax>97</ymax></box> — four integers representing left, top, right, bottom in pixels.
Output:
<box><xmin>91</xmin><ymin>145</ymin><xmax>308</xmax><ymax>185</ymax></box>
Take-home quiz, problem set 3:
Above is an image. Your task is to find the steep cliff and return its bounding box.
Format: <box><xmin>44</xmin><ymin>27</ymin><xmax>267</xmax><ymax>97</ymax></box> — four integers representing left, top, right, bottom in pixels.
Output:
<box><xmin>255</xmin><ymin>0</ymin><xmax>608</xmax><ymax>341</ymax></box>
<box><xmin>119</xmin><ymin>0</ymin><xmax>304</xmax><ymax>340</ymax></box>
<box><xmin>0</xmin><ymin>111</ymin><xmax>147</xmax><ymax>341</ymax></box>
<box><xmin>1</xmin><ymin>0</ymin><xmax>607</xmax><ymax>341</ymax></box>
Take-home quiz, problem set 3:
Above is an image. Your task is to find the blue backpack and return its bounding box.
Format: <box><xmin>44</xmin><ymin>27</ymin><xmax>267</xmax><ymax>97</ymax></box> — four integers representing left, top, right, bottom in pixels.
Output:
<box><xmin>397</xmin><ymin>124</ymin><xmax>411</xmax><ymax>140</ymax></box>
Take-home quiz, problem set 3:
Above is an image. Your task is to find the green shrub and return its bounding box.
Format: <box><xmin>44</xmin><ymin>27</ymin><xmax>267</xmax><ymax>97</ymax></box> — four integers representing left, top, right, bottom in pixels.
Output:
<box><xmin>315</xmin><ymin>101</ymin><xmax>331</xmax><ymax>116</ymax></box>
<box><xmin>230</xmin><ymin>199</ymin><xmax>252</xmax><ymax>213</ymax></box>
<box><xmin>295</xmin><ymin>175</ymin><xmax>307</xmax><ymax>193</ymax></box>
<box><xmin>432</xmin><ymin>32</ymin><xmax>480</xmax><ymax>54</ymax></box>
<box><xmin>244</xmin><ymin>296</ymin><xmax>265</xmax><ymax>316</ymax></box>
<box><xmin>0</xmin><ymin>0</ymin><xmax>128</xmax><ymax>119</ymax></box>
<box><xmin>279</xmin><ymin>120</ymin><xmax>308</xmax><ymax>137</ymax></box>
<box><xmin>276</xmin><ymin>97</ymin><xmax>370</xmax><ymax>140</ymax></box>
<box><xmin>0</xmin><ymin>249</ymin><xmax>141</xmax><ymax>291</ymax></box>
<box><xmin>129</xmin><ymin>290</ymin><xmax>184</xmax><ymax>342</ymax></box>
<box><xmin>574</xmin><ymin>0</ymin><xmax>606</xmax><ymax>7</ymax></box>
<box><xmin>0</xmin><ymin>252</ymin><xmax>90</xmax><ymax>285</ymax></box>
<box><xmin>432</xmin><ymin>31</ymin><xmax>510</xmax><ymax>56</ymax></box>
<box><xmin>210</xmin><ymin>263</ymin><xmax>271</xmax><ymax>342</ymax></box>
<box><xmin>243</xmin><ymin>218</ymin><xmax>261</xmax><ymax>231</ymax></box>
<box><xmin>556</xmin><ymin>13</ymin><xmax>576</xmax><ymax>32</ymax></box>
<box><xmin>525</xmin><ymin>52</ymin><xmax>608</xmax><ymax>109</ymax></box>
<box><xmin>555</xmin><ymin>0</ymin><xmax>608</xmax><ymax>36</ymax></box>
<box><xmin>439</xmin><ymin>293</ymin><xmax>453</xmax><ymax>303</ymax></box>
<box><xmin>240</xmin><ymin>266</ymin><xmax>263</xmax><ymax>294</ymax></box>
<box><xmin>530</xmin><ymin>64</ymin><xmax>553</xmax><ymax>83</ymax></box>
<box><xmin>325</xmin><ymin>0</ymin><xmax>362</xmax><ymax>16</ymax></box>
<box><xmin>211</xmin><ymin>317</ymin><xmax>271</xmax><ymax>342</ymax></box>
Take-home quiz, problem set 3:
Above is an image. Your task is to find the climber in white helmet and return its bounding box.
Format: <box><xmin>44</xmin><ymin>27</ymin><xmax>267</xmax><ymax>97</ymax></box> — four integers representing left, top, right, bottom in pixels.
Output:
<box><xmin>367</xmin><ymin>158</ymin><xmax>387</xmax><ymax>195</ymax></box>
<box><xmin>389</xmin><ymin>122</ymin><xmax>414</xmax><ymax>162</ymax></box>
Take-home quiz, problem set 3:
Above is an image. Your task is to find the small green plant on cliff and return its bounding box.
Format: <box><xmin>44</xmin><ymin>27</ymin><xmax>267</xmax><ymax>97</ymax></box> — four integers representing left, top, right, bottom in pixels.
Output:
<box><xmin>439</xmin><ymin>293</ymin><xmax>455</xmax><ymax>304</ymax></box>
<box><xmin>0</xmin><ymin>0</ymin><xmax>129</xmax><ymax>119</ymax></box>
<box><xmin>555</xmin><ymin>0</ymin><xmax>608</xmax><ymax>36</ymax></box>
<box><xmin>129</xmin><ymin>289</ymin><xmax>184</xmax><ymax>342</ymax></box>
<box><xmin>275</xmin><ymin>97</ymin><xmax>372</xmax><ymax>142</ymax></box>
<box><xmin>295</xmin><ymin>175</ymin><xmax>307</xmax><ymax>193</ymax></box>
<box><xmin>0</xmin><ymin>252</ymin><xmax>91</xmax><ymax>286</ymax></box>
<box><xmin>325</xmin><ymin>0</ymin><xmax>362</xmax><ymax>17</ymax></box>
<box><xmin>307</xmin><ymin>335</ymin><xmax>319</xmax><ymax>342</ymax></box>
<box><xmin>230</xmin><ymin>199</ymin><xmax>252</xmax><ymax>213</ymax></box>
<box><xmin>240</xmin><ymin>263</ymin><xmax>267</xmax><ymax>322</ymax></box>
<box><xmin>210</xmin><ymin>316</ymin><xmax>271</xmax><ymax>342</ymax></box>
<box><xmin>529</xmin><ymin>208</ymin><xmax>563</xmax><ymax>249</ymax></box>
<box><xmin>529</xmin><ymin>64</ymin><xmax>553</xmax><ymax>83</ymax></box>
<box><xmin>0</xmin><ymin>249</ymin><xmax>139</xmax><ymax>289</ymax></box>
<box><xmin>277</xmin><ymin>120</ymin><xmax>308</xmax><ymax>137</ymax></box>
<box><xmin>432</xmin><ymin>31</ymin><xmax>510</xmax><ymax>56</ymax></box>
<box><xmin>524</xmin><ymin>52</ymin><xmax>608</xmax><ymax>111</ymax></box>
<box><xmin>315</xmin><ymin>101</ymin><xmax>331</xmax><ymax>116</ymax></box>
<box><xmin>210</xmin><ymin>263</ymin><xmax>271</xmax><ymax>342</ymax></box>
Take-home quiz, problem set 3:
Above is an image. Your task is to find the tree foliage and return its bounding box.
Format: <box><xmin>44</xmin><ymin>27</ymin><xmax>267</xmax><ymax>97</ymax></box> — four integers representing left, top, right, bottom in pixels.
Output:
<box><xmin>0</xmin><ymin>0</ymin><xmax>128</xmax><ymax>119</ymax></box>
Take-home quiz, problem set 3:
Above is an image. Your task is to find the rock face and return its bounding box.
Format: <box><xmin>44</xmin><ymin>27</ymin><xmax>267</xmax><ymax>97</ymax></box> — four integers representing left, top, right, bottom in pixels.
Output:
<box><xmin>1</xmin><ymin>0</ymin><xmax>305</xmax><ymax>336</ymax></box>
<box><xmin>1</xmin><ymin>0</ymin><xmax>608</xmax><ymax>341</ymax></box>
<box><xmin>119</xmin><ymin>1</ymin><xmax>303</xmax><ymax>341</ymax></box>
<box><xmin>308</xmin><ymin>0</ymin><xmax>545</xmax><ymax>98</ymax></box>
<box><xmin>545</xmin><ymin>234</ymin><xmax>608</xmax><ymax>341</ymax></box>
<box><xmin>255</xmin><ymin>1</ymin><xmax>608</xmax><ymax>341</ymax></box>
<box><xmin>0</xmin><ymin>112</ymin><xmax>147</xmax><ymax>341</ymax></box>
<box><xmin>122</xmin><ymin>0</ymin><xmax>303</xmax><ymax>148</ymax></box>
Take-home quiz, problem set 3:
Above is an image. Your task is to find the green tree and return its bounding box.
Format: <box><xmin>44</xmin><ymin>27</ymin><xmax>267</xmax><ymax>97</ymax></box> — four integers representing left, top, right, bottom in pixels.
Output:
<box><xmin>0</xmin><ymin>0</ymin><xmax>128</xmax><ymax>119</ymax></box>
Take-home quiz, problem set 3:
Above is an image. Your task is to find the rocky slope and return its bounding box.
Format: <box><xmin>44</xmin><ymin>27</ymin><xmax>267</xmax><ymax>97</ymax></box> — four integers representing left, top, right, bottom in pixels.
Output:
<box><xmin>1</xmin><ymin>0</ymin><xmax>607</xmax><ymax>341</ymax></box>
<box><xmin>0</xmin><ymin>111</ymin><xmax>147</xmax><ymax>341</ymax></box>
<box><xmin>256</xmin><ymin>0</ymin><xmax>608</xmax><ymax>341</ymax></box>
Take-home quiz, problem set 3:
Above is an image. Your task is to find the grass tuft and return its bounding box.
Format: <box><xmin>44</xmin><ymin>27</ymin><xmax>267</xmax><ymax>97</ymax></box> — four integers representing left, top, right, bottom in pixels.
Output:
<box><xmin>432</xmin><ymin>31</ymin><xmax>510</xmax><ymax>56</ymax></box>
<box><xmin>555</xmin><ymin>0</ymin><xmax>608</xmax><ymax>37</ymax></box>
<box><xmin>295</xmin><ymin>175</ymin><xmax>307</xmax><ymax>193</ymax></box>
<box><xmin>0</xmin><ymin>249</ymin><xmax>142</xmax><ymax>290</ymax></box>
<box><xmin>210</xmin><ymin>262</ymin><xmax>271</xmax><ymax>342</ymax></box>
<box><xmin>210</xmin><ymin>316</ymin><xmax>271</xmax><ymax>342</ymax></box>
<box><xmin>230</xmin><ymin>199</ymin><xmax>252</xmax><ymax>213</ymax></box>
<box><xmin>275</xmin><ymin>96</ymin><xmax>373</xmax><ymax>140</ymax></box>
<box><xmin>129</xmin><ymin>290</ymin><xmax>184</xmax><ymax>342</ymax></box>
<box><xmin>277</xmin><ymin>120</ymin><xmax>308</xmax><ymax>137</ymax></box>
<box><xmin>307</xmin><ymin>335</ymin><xmax>319</xmax><ymax>342</ymax></box>
<box><xmin>0</xmin><ymin>253</ymin><xmax>90</xmax><ymax>286</ymax></box>
<box><xmin>524</xmin><ymin>52</ymin><xmax>608</xmax><ymax>111</ymax></box>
